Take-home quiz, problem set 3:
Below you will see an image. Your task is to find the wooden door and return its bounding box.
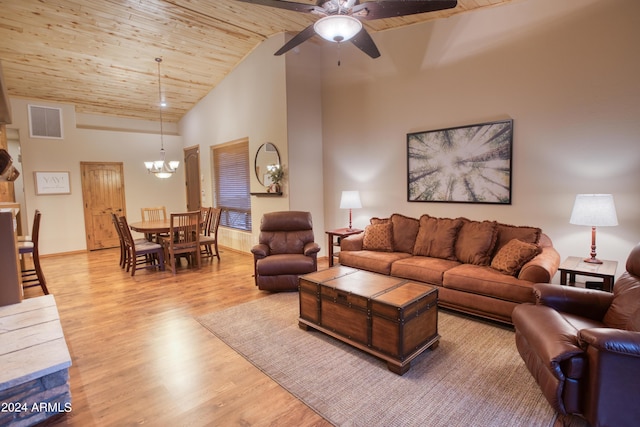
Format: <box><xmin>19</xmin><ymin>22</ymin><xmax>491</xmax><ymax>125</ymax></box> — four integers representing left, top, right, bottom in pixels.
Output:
<box><xmin>184</xmin><ymin>145</ymin><xmax>201</xmax><ymax>211</ymax></box>
<box><xmin>81</xmin><ymin>162</ymin><xmax>126</xmax><ymax>250</ymax></box>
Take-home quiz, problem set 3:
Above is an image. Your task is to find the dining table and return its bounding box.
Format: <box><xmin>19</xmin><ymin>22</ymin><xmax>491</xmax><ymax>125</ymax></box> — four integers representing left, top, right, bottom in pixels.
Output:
<box><xmin>129</xmin><ymin>219</ymin><xmax>172</xmax><ymax>237</ymax></box>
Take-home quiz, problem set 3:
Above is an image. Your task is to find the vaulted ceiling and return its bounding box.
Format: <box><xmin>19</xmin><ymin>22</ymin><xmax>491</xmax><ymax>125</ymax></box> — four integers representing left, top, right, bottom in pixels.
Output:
<box><xmin>0</xmin><ymin>0</ymin><xmax>515</xmax><ymax>123</ymax></box>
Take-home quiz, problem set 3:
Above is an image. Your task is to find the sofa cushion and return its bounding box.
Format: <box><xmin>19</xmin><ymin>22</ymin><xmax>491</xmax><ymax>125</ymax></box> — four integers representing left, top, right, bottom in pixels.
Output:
<box><xmin>491</xmin><ymin>239</ymin><xmax>542</xmax><ymax>276</ymax></box>
<box><xmin>444</xmin><ymin>264</ymin><xmax>537</xmax><ymax>304</ymax></box>
<box><xmin>338</xmin><ymin>250</ymin><xmax>412</xmax><ymax>275</ymax></box>
<box><xmin>455</xmin><ymin>219</ymin><xmax>498</xmax><ymax>265</ymax></box>
<box><xmin>494</xmin><ymin>223</ymin><xmax>541</xmax><ymax>254</ymax></box>
<box><xmin>603</xmin><ymin>272</ymin><xmax>640</xmax><ymax>330</ymax></box>
<box><xmin>362</xmin><ymin>223</ymin><xmax>393</xmax><ymax>252</ymax></box>
<box><xmin>390</xmin><ymin>213</ymin><xmax>420</xmax><ymax>254</ymax></box>
<box><xmin>413</xmin><ymin>215</ymin><xmax>463</xmax><ymax>260</ymax></box>
<box><xmin>391</xmin><ymin>256</ymin><xmax>460</xmax><ymax>286</ymax></box>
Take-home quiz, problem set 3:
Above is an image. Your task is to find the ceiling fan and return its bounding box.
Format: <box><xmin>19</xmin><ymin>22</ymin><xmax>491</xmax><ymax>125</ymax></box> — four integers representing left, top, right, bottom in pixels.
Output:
<box><xmin>237</xmin><ymin>0</ymin><xmax>458</xmax><ymax>58</ymax></box>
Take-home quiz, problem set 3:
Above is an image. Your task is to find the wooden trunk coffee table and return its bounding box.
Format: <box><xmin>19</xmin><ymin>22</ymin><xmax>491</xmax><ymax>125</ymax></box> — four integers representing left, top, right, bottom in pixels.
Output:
<box><xmin>298</xmin><ymin>266</ymin><xmax>439</xmax><ymax>375</ymax></box>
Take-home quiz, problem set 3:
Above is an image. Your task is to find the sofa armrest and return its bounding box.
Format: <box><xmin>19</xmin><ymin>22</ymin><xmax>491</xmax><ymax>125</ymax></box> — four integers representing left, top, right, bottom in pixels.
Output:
<box><xmin>304</xmin><ymin>242</ymin><xmax>321</xmax><ymax>256</ymax></box>
<box><xmin>518</xmin><ymin>245</ymin><xmax>561</xmax><ymax>283</ymax></box>
<box><xmin>579</xmin><ymin>328</ymin><xmax>640</xmax><ymax>357</ymax></box>
<box><xmin>534</xmin><ymin>283</ymin><xmax>614</xmax><ymax>321</ymax></box>
<box><xmin>251</xmin><ymin>243</ymin><xmax>270</xmax><ymax>259</ymax></box>
<box><xmin>341</xmin><ymin>233</ymin><xmax>364</xmax><ymax>251</ymax></box>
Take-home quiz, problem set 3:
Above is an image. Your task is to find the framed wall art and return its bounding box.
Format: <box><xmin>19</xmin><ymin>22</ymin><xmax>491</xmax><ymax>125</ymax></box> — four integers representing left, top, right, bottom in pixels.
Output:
<box><xmin>407</xmin><ymin>119</ymin><xmax>513</xmax><ymax>204</ymax></box>
<box><xmin>34</xmin><ymin>171</ymin><xmax>71</xmax><ymax>195</ymax></box>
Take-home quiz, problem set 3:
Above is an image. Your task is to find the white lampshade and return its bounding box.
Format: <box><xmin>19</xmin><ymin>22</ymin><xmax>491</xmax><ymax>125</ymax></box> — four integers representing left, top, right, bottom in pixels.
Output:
<box><xmin>569</xmin><ymin>194</ymin><xmax>618</xmax><ymax>226</ymax></box>
<box><xmin>314</xmin><ymin>15</ymin><xmax>362</xmax><ymax>43</ymax></box>
<box><xmin>340</xmin><ymin>190</ymin><xmax>362</xmax><ymax>209</ymax></box>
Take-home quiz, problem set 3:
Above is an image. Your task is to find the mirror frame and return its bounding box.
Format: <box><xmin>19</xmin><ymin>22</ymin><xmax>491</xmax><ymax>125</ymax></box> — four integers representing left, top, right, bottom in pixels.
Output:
<box><xmin>254</xmin><ymin>143</ymin><xmax>280</xmax><ymax>186</ymax></box>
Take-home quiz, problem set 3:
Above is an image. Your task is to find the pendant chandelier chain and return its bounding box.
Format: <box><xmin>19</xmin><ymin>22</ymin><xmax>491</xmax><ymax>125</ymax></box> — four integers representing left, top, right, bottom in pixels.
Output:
<box><xmin>156</xmin><ymin>57</ymin><xmax>165</xmax><ymax>152</ymax></box>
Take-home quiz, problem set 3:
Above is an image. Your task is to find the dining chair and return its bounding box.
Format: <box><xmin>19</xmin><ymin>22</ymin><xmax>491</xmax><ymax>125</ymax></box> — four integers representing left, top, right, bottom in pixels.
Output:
<box><xmin>112</xmin><ymin>212</ymin><xmax>148</xmax><ymax>269</ymax></box>
<box><xmin>200</xmin><ymin>207</ymin><xmax>221</xmax><ymax>260</ymax></box>
<box><xmin>111</xmin><ymin>212</ymin><xmax>127</xmax><ymax>268</ymax></box>
<box><xmin>161</xmin><ymin>211</ymin><xmax>201</xmax><ymax>274</ymax></box>
<box><xmin>17</xmin><ymin>210</ymin><xmax>49</xmax><ymax>295</ymax></box>
<box><xmin>140</xmin><ymin>206</ymin><xmax>168</xmax><ymax>241</ymax></box>
<box><xmin>141</xmin><ymin>206</ymin><xmax>167</xmax><ymax>222</ymax></box>
<box><xmin>117</xmin><ymin>215</ymin><xmax>165</xmax><ymax>276</ymax></box>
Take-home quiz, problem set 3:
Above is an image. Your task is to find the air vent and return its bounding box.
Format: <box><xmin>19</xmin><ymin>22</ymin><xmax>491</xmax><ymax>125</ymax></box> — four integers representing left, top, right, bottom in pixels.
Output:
<box><xmin>28</xmin><ymin>105</ymin><xmax>63</xmax><ymax>139</ymax></box>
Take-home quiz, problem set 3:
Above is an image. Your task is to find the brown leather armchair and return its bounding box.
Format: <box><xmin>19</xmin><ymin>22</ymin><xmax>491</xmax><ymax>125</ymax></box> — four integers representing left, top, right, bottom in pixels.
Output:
<box><xmin>251</xmin><ymin>211</ymin><xmax>320</xmax><ymax>291</ymax></box>
<box><xmin>513</xmin><ymin>242</ymin><xmax>640</xmax><ymax>427</ymax></box>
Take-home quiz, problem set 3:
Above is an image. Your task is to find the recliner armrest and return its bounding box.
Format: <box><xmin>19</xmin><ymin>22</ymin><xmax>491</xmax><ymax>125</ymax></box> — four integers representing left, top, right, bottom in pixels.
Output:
<box><xmin>534</xmin><ymin>283</ymin><xmax>614</xmax><ymax>321</ymax></box>
<box><xmin>579</xmin><ymin>328</ymin><xmax>640</xmax><ymax>357</ymax></box>
<box><xmin>304</xmin><ymin>242</ymin><xmax>321</xmax><ymax>256</ymax></box>
<box><xmin>251</xmin><ymin>243</ymin><xmax>270</xmax><ymax>258</ymax></box>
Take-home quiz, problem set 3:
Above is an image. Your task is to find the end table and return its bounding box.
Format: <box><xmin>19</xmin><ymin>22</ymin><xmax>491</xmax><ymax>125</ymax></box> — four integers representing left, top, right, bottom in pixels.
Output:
<box><xmin>558</xmin><ymin>256</ymin><xmax>618</xmax><ymax>292</ymax></box>
<box><xmin>326</xmin><ymin>228</ymin><xmax>363</xmax><ymax>267</ymax></box>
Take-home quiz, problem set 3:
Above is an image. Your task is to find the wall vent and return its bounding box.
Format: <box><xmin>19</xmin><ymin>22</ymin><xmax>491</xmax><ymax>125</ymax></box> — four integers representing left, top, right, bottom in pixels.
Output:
<box><xmin>28</xmin><ymin>105</ymin><xmax>63</xmax><ymax>139</ymax></box>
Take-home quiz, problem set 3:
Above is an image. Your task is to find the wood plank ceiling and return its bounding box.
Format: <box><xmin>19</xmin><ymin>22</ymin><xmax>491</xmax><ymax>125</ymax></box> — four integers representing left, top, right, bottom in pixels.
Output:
<box><xmin>0</xmin><ymin>0</ymin><xmax>515</xmax><ymax>123</ymax></box>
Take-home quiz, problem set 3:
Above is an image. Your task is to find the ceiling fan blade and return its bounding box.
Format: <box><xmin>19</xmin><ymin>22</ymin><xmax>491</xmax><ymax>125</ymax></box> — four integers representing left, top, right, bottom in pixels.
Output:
<box><xmin>235</xmin><ymin>0</ymin><xmax>321</xmax><ymax>14</ymax></box>
<box><xmin>353</xmin><ymin>0</ymin><xmax>457</xmax><ymax>20</ymax></box>
<box><xmin>274</xmin><ymin>24</ymin><xmax>317</xmax><ymax>56</ymax></box>
<box><xmin>350</xmin><ymin>28</ymin><xmax>380</xmax><ymax>59</ymax></box>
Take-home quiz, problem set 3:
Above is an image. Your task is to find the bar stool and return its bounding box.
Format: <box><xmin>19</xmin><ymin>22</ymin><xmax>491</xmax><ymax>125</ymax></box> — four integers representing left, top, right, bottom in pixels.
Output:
<box><xmin>18</xmin><ymin>210</ymin><xmax>49</xmax><ymax>295</ymax></box>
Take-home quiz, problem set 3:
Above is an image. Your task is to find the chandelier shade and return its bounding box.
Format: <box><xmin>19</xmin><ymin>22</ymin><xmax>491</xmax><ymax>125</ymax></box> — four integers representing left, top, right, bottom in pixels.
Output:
<box><xmin>314</xmin><ymin>15</ymin><xmax>362</xmax><ymax>43</ymax></box>
<box><xmin>144</xmin><ymin>57</ymin><xmax>179</xmax><ymax>179</ymax></box>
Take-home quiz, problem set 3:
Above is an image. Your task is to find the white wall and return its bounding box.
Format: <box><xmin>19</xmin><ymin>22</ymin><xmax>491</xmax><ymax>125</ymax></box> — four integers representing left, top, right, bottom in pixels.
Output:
<box><xmin>320</xmin><ymin>0</ymin><xmax>640</xmax><ymax>277</ymax></box>
<box><xmin>180</xmin><ymin>35</ymin><xmax>326</xmax><ymax>252</ymax></box>
<box><xmin>8</xmin><ymin>98</ymin><xmax>185</xmax><ymax>255</ymax></box>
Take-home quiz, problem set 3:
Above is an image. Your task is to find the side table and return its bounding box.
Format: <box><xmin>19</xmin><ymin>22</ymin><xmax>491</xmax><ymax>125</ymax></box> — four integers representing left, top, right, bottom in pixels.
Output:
<box><xmin>326</xmin><ymin>228</ymin><xmax>363</xmax><ymax>267</ymax></box>
<box><xmin>558</xmin><ymin>256</ymin><xmax>618</xmax><ymax>292</ymax></box>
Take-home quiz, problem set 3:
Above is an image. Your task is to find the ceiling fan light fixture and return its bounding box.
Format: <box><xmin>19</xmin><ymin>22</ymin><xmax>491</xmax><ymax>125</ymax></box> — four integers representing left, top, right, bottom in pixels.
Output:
<box><xmin>314</xmin><ymin>15</ymin><xmax>362</xmax><ymax>43</ymax></box>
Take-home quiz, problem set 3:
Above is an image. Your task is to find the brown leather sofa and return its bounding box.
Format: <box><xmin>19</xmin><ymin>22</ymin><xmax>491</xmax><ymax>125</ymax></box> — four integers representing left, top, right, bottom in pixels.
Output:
<box><xmin>251</xmin><ymin>211</ymin><xmax>320</xmax><ymax>291</ymax></box>
<box><xmin>339</xmin><ymin>213</ymin><xmax>560</xmax><ymax>323</ymax></box>
<box><xmin>512</xmin><ymin>242</ymin><xmax>640</xmax><ymax>427</ymax></box>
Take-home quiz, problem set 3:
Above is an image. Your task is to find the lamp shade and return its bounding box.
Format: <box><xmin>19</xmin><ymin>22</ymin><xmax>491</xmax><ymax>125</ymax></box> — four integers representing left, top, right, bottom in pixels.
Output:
<box><xmin>569</xmin><ymin>194</ymin><xmax>618</xmax><ymax>226</ymax></box>
<box><xmin>340</xmin><ymin>191</ymin><xmax>362</xmax><ymax>209</ymax></box>
<box><xmin>314</xmin><ymin>15</ymin><xmax>362</xmax><ymax>43</ymax></box>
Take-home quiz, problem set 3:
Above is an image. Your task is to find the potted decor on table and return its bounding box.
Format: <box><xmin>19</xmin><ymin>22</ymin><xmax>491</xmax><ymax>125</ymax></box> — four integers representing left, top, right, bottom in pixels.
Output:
<box><xmin>266</xmin><ymin>164</ymin><xmax>284</xmax><ymax>193</ymax></box>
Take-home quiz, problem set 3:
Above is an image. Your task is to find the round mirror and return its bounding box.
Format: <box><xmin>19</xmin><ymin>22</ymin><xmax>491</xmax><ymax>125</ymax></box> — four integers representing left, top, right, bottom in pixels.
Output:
<box><xmin>255</xmin><ymin>143</ymin><xmax>280</xmax><ymax>186</ymax></box>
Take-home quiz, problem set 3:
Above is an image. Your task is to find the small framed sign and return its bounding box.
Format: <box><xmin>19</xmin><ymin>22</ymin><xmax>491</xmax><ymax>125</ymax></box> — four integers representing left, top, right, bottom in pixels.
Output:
<box><xmin>34</xmin><ymin>171</ymin><xmax>71</xmax><ymax>195</ymax></box>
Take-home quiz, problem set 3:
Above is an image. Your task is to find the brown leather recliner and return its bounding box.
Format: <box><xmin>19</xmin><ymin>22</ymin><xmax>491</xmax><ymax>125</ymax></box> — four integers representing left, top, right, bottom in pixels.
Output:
<box><xmin>513</xmin><ymin>242</ymin><xmax>640</xmax><ymax>427</ymax></box>
<box><xmin>251</xmin><ymin>211</ymin><xmax>321</xmax><ymax>291</ymax></box>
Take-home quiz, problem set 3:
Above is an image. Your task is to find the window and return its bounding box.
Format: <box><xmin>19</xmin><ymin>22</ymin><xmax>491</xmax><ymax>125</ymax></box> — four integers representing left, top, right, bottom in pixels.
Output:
<box><xmin>213</xmin><ymin>139</ymin><xmax>251</xmax><ymax>231</ymax></box>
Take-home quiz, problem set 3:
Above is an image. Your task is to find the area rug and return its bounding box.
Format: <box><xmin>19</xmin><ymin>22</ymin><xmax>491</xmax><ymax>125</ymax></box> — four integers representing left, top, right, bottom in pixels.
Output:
<box><xmin>197</xmin><ymin>292</ymin><xmax>556</xmax><ymax>427</ymax></box>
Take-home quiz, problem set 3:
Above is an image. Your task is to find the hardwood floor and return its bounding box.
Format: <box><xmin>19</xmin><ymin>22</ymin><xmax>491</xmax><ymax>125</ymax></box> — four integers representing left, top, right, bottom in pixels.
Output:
<box><xmin>25</xmin><ymin>247</ymin><xmax>332</xmax><ymax>426</ymax></box>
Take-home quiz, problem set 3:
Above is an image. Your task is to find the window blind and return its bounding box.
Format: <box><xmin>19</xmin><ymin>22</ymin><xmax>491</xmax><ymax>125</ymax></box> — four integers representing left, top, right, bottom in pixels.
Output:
<box><xmin>213</xmin><ymin>140</ymin><xmax>252</xmax><ymax>231</ymax></box>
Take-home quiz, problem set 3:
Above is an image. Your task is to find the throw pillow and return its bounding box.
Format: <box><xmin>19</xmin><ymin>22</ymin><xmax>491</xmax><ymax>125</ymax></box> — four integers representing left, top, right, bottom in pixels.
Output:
<box><xmin>413</xmin><ymin>216</ymin><xmax>463</xmax><ymax>260</ymax></box>
<box><xmin>490</xmin><ymin>238</ymin><xmax>541</xmax><ymax>276</ymax></box>
<box><xmin>370</xmin><ymin>217</ymin><xmax>389</xmax><ymax>225</ymax></box>
<box><xmin>390</xmin><ymin>213</ymin><xmax>420</xmax><ymax>254</ymax></box>
<box><xmin>602</xmin><ymin>272</ymin><xmax>640</xmax><ymax>330</ymax></box>
<box><xmin>455</xmin><ymin>219</ymin><xmax>498</xmax><ymax>265</ymax></box>
<box><xmin>362</xmin><ymin>223</ymin><xmax>393</xmax><ymax>252</ymax></box>
<box><xmin>493</xmin><ymin>223</ymin><xmax>541</xmax><ymax>254</ymax></box>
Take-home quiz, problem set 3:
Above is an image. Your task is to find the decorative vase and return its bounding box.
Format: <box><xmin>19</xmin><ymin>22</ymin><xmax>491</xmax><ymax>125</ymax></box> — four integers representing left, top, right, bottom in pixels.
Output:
<box><xmin>268</xmin><ymin>183</ymin><xmax>281</xmax><ymax>193</ymax></box>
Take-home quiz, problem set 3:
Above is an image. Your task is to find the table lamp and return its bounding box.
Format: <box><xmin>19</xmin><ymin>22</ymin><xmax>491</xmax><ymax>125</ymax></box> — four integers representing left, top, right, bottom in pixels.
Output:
<box><xmin>569</xmin><ymin>194</ymin><xmax>618</xmax><ymax>264</ymax></box>
<box><xmin>340</xmin><ymin>190</ymin><xmax>362</xmax><ymax>230</ymax></box>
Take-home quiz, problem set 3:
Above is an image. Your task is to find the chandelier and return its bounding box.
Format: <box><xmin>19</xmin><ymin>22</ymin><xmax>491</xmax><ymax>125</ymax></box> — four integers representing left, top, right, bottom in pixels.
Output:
<box><xmin>144</xmin><ymin>57</ymin><xmax>179</xmax><ymax>179</ymax></box>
